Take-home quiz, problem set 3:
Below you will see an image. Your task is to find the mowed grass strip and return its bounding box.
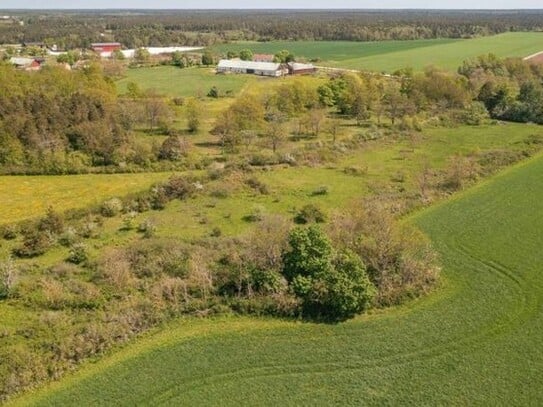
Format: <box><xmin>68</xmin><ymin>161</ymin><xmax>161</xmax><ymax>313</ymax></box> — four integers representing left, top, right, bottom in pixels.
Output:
<box><xmin>14</xmin><ymin>153</ymin><xmax>543</xmax><ymax>406</ymax></box>
<box><xmin>0</xmin><ymin>173</ymin><xmax>170</xmax><ymax>224</ymax></box>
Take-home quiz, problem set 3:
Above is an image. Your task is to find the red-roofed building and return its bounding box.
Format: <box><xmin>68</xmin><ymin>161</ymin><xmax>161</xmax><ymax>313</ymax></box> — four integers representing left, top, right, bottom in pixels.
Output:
<box><xmin>253</xmin><ymin>54</ymin><xmax>275</xmax><ymax>63</ymax></box>
<box><xmin>91</xmin><ymin>42</ymin><xmax>122</xmax><ymax>54</ymax></box>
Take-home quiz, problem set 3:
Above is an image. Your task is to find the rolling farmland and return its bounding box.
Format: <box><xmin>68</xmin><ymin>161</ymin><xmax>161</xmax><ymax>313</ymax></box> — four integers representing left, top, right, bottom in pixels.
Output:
<box><xmin>213</xmin><ymin>32</ymin><xmax>543</xmax><ymax>72</ymax></box>
<box><xmin>13</xmin><ymin>149</ymin><xmax>543</xmax><ymax>406</ymax></box>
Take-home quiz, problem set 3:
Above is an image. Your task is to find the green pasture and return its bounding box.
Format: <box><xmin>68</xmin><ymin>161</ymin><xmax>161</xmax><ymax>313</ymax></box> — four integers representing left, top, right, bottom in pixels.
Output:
<box><xmin>116</xmin><ymin>66</ymin><xmax>256</xmax><ymax>98</ymax></box>
<box><xmin>14</xmin><ymin>146</ymin><xmax>543</xmax><ymax>406</ymax></box>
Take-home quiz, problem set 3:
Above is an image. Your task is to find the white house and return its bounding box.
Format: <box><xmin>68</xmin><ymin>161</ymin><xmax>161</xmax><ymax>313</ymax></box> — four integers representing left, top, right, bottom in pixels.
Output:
<box><xmin>217</xmin><ymin>59</ymin><xmax>287</xmax><ymax>77</ymax></box>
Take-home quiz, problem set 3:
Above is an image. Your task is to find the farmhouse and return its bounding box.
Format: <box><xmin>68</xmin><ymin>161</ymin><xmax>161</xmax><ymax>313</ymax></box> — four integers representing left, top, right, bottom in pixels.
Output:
<box><xmin>253</xmin><ymin>54</ymin><xmax>274</xmax><ymax>62</ymax></box>
<box><xmin>288</xmin><ymin>62</ymin><xmax>317</xmax><ymax>75</ymax></box>
<box><xmin>217</xmin><ymin>59</ymin><xmax>288</xmax><ymax>77</ymax></box>
<box><xmin>91</xmin><ymin>42</ymin><xmax>122</xmax><ymax>57</ymax></box>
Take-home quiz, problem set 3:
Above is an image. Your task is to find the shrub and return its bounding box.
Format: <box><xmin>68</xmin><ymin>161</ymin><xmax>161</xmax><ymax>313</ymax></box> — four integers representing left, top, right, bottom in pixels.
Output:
<box><xmin>207</xmin><ymin>86</ymin><xmax>220</xmax><ymax>98</ymax></box>
<box><xmin>245</xmin><ymin>177</ymin><xmax>270</xmax><ymax>195</ymax></box>
<box><xmin>209</xmin><ymin>187</ymin><xmax>230</xmax><ymax>199</ymax></box>
<box><xmin>294</xmin><ymin>204</ymin><xmax>327</xmax><ymax>224</ymax></box>
<box><xmin>210</xmin><ymin>227</ymin><xmax>222</xmax><ymax>237</ymax></box>
<box><xmin>328</xmin><ymin>202</ymin><xmax>440</xmax><ymax>306</ymax></box>
<box><xmin>80</xmin><ymin>219</ymin><xmax>100</xmax><ymax>239</ymax></box>
<box><xmin>58</xmin><ymin>227</ymin><xmax>79</xmax><ymax>247</ymax></box>
<box><xmin>159</xmin><ymin>136</ymin><xmax>189</xmax><ymax>161</ymax></box>
<box><xmin>343</xmin><ymin>166</ymin><xmax>367</xmax><ymax>176</ymax></box>
<box><xmin>101</xmin><ymin>198</ymin><xmax>123</xmax><ymax>217</ymax></box>
<box><xmin>138</xmin><ymin>218</ymin><xmax>157</xmax><ymax>238</ymax></box>
<box><xmin>243</xmin><ymin>205</ymin><xmax>266</xmax><ymax>222</ymax></box>
<box><xmin>38</xmin><ymin>207</ymin><xmax>64</xmax><ymax>234</ymax></box>
<box><xmin>311</xmin><ymin>185</ymin><xmax>329</xmax><ymax>196</ymax></box>
<box><xmin>150</xmin><ymin>187</ymin><xmax>168</xmax><ymax>210</ymax></box>
<box><xmin>164</xmin><ymin>176</ymin><xmax>196</xmax><ymax>200</ymax></box>
<box><xmin>67</xmin><ymin>243</ymin><xmax>88</xmax><ymax>265</ymax></box>
<box><xmin>0</xmin><ymin>224</ymin><xmax>18</xmax><ymax>240</ymax></box>
<box><xmin>0</xmin><ymin>258</ymin><xmax>18</xmax><ymax>299</ymax></box>
<box><xmin>13</xmin><ymin>231</ymin><xmax>53</xmax><ymax>258</ymax></box>
<box><xmin>121</xmin><ymin>211</ymin><xmax>138</xmax><ymax>231</ymax></box>
<box><xmin>172</xmin><ymin>97</ymin><xmax>185</xmax><ymax>106</ymax></box>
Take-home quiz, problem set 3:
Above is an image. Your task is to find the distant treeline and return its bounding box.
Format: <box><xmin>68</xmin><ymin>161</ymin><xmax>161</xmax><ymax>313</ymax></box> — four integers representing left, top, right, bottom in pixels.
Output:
<box><xmin>1</xmin><ymin>10</ymin><xmax>543</xmax><ymax>48</ymax></box>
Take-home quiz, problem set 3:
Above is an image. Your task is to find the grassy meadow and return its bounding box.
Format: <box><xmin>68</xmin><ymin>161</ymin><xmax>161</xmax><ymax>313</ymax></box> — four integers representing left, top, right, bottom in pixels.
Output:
<box><xmin>116</xmin><ymin>66</ymin><xmax>256</xmax><ymax>98</ymax></box>
<box><xmin>0</xmin><ymin>173</ymin><xmax>170</xmax><ymax>225</ymax></box>
<box><xmin>213</xmin><ymin>32</ymin><xmax>543</xmax><ymax>72</ymax></box>
<box><xmin>13</xmin><ymin>149</ymin><xmax>543</xmax><ymax>406</ymax></box>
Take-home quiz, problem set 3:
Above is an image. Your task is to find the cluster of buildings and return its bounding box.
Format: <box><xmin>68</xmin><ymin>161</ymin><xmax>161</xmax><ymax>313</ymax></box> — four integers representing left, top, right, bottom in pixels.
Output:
<box><xmin>217</xmin><ymin>54</ymin><xmax>317</xmax><ymax>77</ymax></box>
<box><xmin>89</xmin><ymin>42</ymin><xmax>203</xmax><ymax>59</ymax></box>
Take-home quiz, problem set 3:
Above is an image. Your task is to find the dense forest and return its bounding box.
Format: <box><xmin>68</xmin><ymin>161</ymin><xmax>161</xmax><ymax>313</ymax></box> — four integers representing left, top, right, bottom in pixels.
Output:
<box><xmin>1</xmin><ymin>10</ymin><xmax>543</xmax><ymax>48</ymax></box>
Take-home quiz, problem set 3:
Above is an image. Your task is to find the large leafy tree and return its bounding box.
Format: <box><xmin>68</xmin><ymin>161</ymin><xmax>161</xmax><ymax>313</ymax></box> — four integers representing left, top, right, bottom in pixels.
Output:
<box><xmin>283</xmin><ymin>226</ymin><xmax>375</xmax><ymax>321</ymax></box>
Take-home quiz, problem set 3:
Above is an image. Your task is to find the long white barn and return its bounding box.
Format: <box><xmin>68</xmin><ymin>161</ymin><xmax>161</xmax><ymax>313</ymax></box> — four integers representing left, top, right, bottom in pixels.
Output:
<box><xmin>217</xmin><ymin>59</ymin><xmax>287</xmax><ymax>77</ymax></box>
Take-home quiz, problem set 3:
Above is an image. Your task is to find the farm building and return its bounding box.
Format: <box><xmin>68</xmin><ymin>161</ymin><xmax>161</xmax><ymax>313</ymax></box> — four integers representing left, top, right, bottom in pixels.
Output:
<box><xmin>9</xmin><ymin>57</ymin><xmax>44</xmax><ymax>71</ymax></box>
<box><xmin>91</xmin><ymin>42</ymin><xmax>122</xmax><ymax>57</ymax></box>
<box><xmin>288</xmin><ymin>62</ymin><xmax>317</xmax><ymax>75</ymax></box>
<box><xmin>217</xmin><ymin>59</ymin><xmax>288</xmax><ymax>77</ymax></box>
<box><xmin>253</xmin><ymin>54</ymin><xmax>275</xmax><ymax>63</ymax></box>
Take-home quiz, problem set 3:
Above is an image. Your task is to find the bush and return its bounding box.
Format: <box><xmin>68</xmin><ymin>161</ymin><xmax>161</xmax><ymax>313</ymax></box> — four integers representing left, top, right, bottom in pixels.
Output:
<box><xmin>38</xmin><ymin>207</ymin><xmax>64</xmax><ymax>234</ymax></box>
<box><xmin>101</xmin><ymin>198</ymin><xmax>123</xmax><ymax>217</ymax></box>
<box><xmin>343</xmin><ymin>166</ymin><xmax>367</xmax><ymax>176</ymax></box>
<box><xmin>13</xmin><ymin>231</ymin><xmax>53</xmax><ymax>258</ymax></box>
<box><xmin>159</xmin><ymin>136</ymin><xmax>189</xmax><ymax>161</ymax></box>
<box><xmin>294</xmin><ymin>204</ymin><xmax>327</xmax><ymax>224</ymax></box>
<box><xmin>67</xmin><ymin>243</ymin><xmax>88</xmax><ymax>265</ymax></box>
<box><xmin>138</xmin><ymin>218</ymin><xmax>157</xmax><ymax>238</ymax></box>
<box><xmin>311</xmin><ymin>185</ymin><xmax>329</xmax><ymax>196</ymax></box>
<box><xmin>121</xmin><ymin>211</ymin><xmax>137</xmax><ymax>231</ymax></box>
<box><xmin>328</xmin><ymin>202</ymin><xmax>440</xmax><ymax>306</ymax></box>
<box><xmin>164</xmin><ymin>176</ymin><xmax>196</xmax><ymax>200</ymax></box>
<box><xmin>243</xmin><ymin>205</ymin><xmax>266</xmax><ymax>222</ymax></box>
<box><xmin>0</xmin><ymin>258</ymin><xmax>18</xmax><ymax>299</ymax></box>
<box><xmin>245</xmin><ymin>177</ymin><xmax>270</xmax><ymax>195</ymax></box>
<box><xmin>0</xmin><ymin>224</ymin><xmax>18</xmax><ymax>240</ymax></box>
<box><xmin>150</xmin><ymin>187</ymin><xmax>168</xmax><ymax>210</ymax></box>
<box><xmin>58</xmin><ymin>227</ymin><xmax>78</xmax><ymax>247</ymax></box>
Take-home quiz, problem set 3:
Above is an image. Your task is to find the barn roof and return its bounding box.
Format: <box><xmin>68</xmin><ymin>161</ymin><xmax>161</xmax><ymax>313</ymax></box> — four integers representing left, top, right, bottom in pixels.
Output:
<box><xmin>288</xmin><ymin>62</ymin><xmax>316</xmax><ymax>70</ymax></box>
<box><xmin>218</xmin><ymin>59</ymin><xmax>281</xmax><ymax>71</ymax></box>
<box><xmin>9</xmin><ymin>57</ymin><xmax>34</xmax><ymax>66</ymax></box>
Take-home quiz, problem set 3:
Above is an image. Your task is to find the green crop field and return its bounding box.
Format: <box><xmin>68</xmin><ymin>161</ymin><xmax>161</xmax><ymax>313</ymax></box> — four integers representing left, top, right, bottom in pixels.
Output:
<box><xmin>212</xmin><ymin>38</ymin><xmax>458</xmax><ymax>63</ymax></box>
<box><xmin>12</xmin><ymin>141</ymin><xmax>543</xmax><ymax>405</ymax></box>
<box><xmin>116</xmin><ymin>66</ymin><xmax>257</xmax><ymax>97</ymax></box>
<box><xmin>0</xmin><ymin>173</ymin><xmax>170</xmax><ymax>225</ymax></box>
<box><xmin>213</xmin><ymin>32</ymin><xmax>543</xmax><ymax>72</ymax></box>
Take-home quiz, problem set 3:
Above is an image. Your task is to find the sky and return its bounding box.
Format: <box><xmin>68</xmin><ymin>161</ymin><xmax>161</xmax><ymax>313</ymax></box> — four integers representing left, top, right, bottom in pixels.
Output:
<box><xmin>1</xmin><ymin>0</ymin><xmax>543</xmax><ymax>9</ymax></box>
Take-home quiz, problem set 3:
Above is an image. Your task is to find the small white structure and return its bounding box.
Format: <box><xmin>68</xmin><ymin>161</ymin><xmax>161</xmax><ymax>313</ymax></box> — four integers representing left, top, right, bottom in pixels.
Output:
<box><xmin>288</xmin><ymin>62</ymin><xmax>317</xmax><ymax>75</ymax></box>
<box><xmin>113</xmin><ymin>46</ymin><xmax>203</xmax><ymax>59</ymax></box>
<box><xmin>217</xmin><ymin>59</ymin><xmax>287</xmax><ymax>77</ymax></box>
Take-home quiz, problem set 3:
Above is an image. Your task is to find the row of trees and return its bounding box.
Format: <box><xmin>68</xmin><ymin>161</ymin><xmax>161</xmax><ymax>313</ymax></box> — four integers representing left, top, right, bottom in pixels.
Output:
<box><xmin>3</xmin><ymin>10</ymin><xmax>543</xmax><ymax>48</ymax></box>
<box><xmin>459</xmin><ymin>54</ymin><xmax>543</xmax><ymax>124</ymax></box>
<box><xmin>0</xmin><ymin>64</ymin><xmax>203</xmax><ymax>174</ymax></box>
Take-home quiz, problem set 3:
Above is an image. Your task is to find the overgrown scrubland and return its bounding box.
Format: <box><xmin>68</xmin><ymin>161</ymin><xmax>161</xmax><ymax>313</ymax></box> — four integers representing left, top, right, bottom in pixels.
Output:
<box><xmin>2</xmin><ymin>52</ymin><xmax>543</xmax><ymax>401</ymax></box>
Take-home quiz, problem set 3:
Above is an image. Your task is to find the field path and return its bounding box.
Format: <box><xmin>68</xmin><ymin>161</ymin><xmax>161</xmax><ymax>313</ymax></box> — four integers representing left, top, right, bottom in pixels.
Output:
<box><xmin>12</xmin><ymin>154</ymin><xmax>543</xmax><ymax>405</ymax></box>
